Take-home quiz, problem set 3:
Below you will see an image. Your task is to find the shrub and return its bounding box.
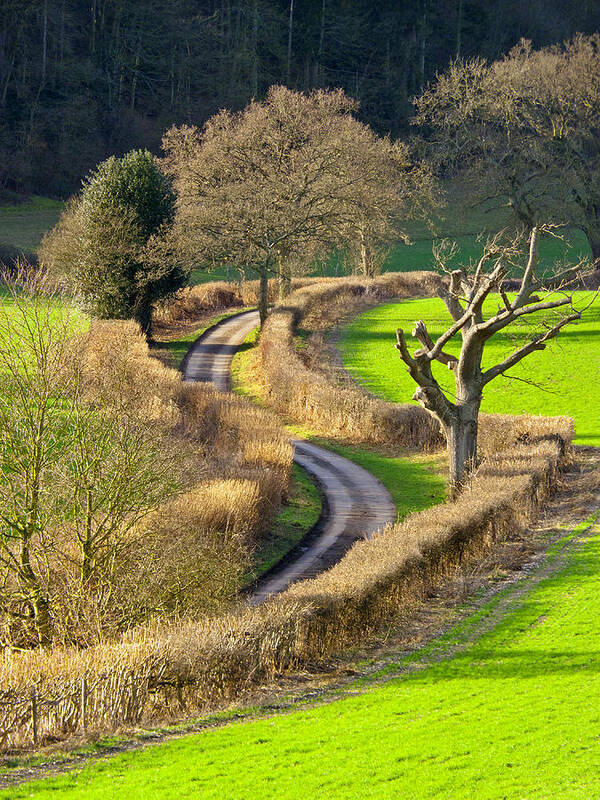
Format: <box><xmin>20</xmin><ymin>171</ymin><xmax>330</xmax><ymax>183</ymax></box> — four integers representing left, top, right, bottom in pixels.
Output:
<box><xmin>39</xmin><ymin>150</ymin><xmax>185</xmax><ymax>337</ymax></box>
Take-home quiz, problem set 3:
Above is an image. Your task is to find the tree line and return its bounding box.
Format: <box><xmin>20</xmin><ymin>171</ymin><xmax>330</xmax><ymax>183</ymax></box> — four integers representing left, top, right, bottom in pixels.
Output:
<box><xmin>2</xmin><ymin>0</ymin><xmax>600</xmax><ymax>197</ymax></box>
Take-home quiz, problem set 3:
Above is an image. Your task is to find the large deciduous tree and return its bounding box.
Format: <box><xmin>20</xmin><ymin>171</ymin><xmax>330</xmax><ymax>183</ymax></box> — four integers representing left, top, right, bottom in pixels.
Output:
<box><xmin>39</xmin><ymin>149</ymin><xmax>185</xmax><ymax>338</ymax></box>
<box><xmin>163</xmin><ymin>85</ymin><xmax>433</xmax><ymax>324</ymax></box>
<box><xmin>415</xmin><ymin>35</ymin><xmax>600</xmax><ymax>262</ymax></box>
<box><xmin>394</xmin><ymin>227</ymin><xmax>586</xmax><ymax>494</ymax></box>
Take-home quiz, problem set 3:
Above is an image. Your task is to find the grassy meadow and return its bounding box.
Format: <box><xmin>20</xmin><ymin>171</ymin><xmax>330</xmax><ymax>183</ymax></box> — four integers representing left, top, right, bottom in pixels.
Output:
<box><xmin>190</xmin><ymin>229</ymin><xmax>590</xmax><ymax>285</ymax></box>
<box><xmin>190</xmin><ymin>187</ymin><xmax>591</xmax><ymax>285</ymax></box>
<box><xmin>0</xmin><ymin>197</ymin><xmax>63</xmax><ymax>256</ymax></box>
<box><xmin>342</xmin><ymin>293</ymin><xmax>600</xmax><ymax>445</ymax></box>
<box><xmin>0</xmin><ymin>189</ymin><xmax>588</xmax><ymax>285</ymax></box>
<box><xmin>10</xmin><ymin>512</ymin><xmax>600</xmax><ymax>799</ymax></box>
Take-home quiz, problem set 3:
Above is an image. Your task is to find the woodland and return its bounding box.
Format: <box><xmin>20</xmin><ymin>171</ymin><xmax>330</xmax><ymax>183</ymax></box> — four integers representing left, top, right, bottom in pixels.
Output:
<box><xmin>2</xmin><ymin>0</ymin><xmax>600</xmax><ymax>197</ymax></box>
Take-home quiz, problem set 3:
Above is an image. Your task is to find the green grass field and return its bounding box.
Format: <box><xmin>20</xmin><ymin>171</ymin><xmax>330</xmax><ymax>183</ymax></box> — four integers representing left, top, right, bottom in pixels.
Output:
<box><xmin>189</xmin><ymin>229</ymin><xmax>590</xmax><ymax>285</ymax></box>
<box><xmin>10</xmin><ymin>512</ymin><xmax>600</xmax><ymax>799</ymax></box>
<box><xmin>342</xmin><ymin>293</ymin><xmax>600</xmax><ymax>445</ymax></box>
<box><xmin>0</xmin><ymin>197</ymin><xmax>63</xmax><ymax>255</ymax></box>
<box><xmin>189</xmin><ymin>186</ymin><xmax>591</xmax><ymax>285</ymax></box>
<box><xmin>0</xmin><ymin>190</ymin><xmax>588</xmax><ymax>283</ymax></box>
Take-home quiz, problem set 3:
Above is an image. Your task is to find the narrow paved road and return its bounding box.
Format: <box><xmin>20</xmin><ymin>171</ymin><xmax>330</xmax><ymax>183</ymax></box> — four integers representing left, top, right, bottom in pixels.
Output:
<box><xmin>183</xmin><ymin>309</ymin><xmax>396</xmax><ymax>603</ymax></box>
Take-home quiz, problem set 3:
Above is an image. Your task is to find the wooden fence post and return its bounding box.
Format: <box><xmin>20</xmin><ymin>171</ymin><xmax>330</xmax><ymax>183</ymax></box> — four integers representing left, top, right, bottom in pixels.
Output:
<box><xmin>31</xmin><ymin>687</ymin><xmax>38</xmax><ymax>745</ymax></box>
<box><xmin>81</xmin><ymin>677</ymin><xmax>87</xmax><ymax>733</ymax></box>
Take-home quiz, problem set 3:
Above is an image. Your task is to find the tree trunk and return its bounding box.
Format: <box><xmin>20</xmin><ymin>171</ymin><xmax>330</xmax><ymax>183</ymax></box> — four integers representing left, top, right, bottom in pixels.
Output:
<box><xmin>359</xmin><ymin>234</ymin><xmax>369</xmax><ymax>277</ymax></box>
<box><xmin>445</xmin><ymin>410</ymin><xmax>479</xmax><ymax>497</ymax></box>
<box><xmin>32</xmin><ymin>593</ymin><xmax>52</xmax><ymax>648</ymax></box>
<box><xmin>585</xmin><ymin>224</ymin><xmax>600</xmax><ymax>266</ymax></box>
<box><xmin>258</xmin><ymin>267</ymin><xmax>269</xmax><ymax>327</ymax></box>
<box><xmin>134</xmin><ymin>296</ymin><xmax>153</xmax><ymax>339</ymax></box>
<box><xmin>278</xmin><ymin>257</ymin><xmax>291</xmax><ymax>301</ymax></box>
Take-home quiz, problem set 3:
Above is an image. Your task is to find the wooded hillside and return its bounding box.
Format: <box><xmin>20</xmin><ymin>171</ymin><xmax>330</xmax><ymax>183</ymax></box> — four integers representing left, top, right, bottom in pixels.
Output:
<box><xmin>2</xmin><ymin>0</ymin><xmax>599</xmax><ymax>197</ymax></box>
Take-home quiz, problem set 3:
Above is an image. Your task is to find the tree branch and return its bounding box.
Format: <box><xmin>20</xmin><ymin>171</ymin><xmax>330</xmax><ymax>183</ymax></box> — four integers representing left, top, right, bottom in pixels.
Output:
<box><xmin>481</xmin><ymin>312</ymin><xmax>581</xmax><ymax>384</ymax></box>
<box><xmin>436</xmin><ymin>270</ymin><xmax>465</xmax><ymax>323</ymax></box>
<box><xmin>412</xmin><ymin>320</ymin><xmax>458</xmax><ymax>367</ymax></box>
<box><xmin>514</xmin><ymin>226</ymin><xmax>539</xmax><ymax>309</ymax></box>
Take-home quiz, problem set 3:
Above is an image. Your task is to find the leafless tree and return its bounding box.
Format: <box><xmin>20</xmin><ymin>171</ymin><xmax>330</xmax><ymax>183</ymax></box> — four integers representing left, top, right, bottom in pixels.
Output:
<box><xmin>163</xmin><ymin>85</ymin><xmax>435</xmax><ymax>323</ymax></box>
<box><xmin>415</xmin><ymin>35</ymin><xmax>600</xmax><ymax>262</ymax></box>
<box><xmin>0</xmin><ymin>279</ymin><xmax>181</xmax><ymax>648</ymax></box>
<box><xmin>395</xmin><ymin>227</ymin><xmax>588</xmax><ymax>494</ymax></box>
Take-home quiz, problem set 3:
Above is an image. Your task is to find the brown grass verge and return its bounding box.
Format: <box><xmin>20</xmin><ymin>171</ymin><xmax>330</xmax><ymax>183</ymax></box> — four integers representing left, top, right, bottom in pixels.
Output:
<box><xmin>0</xmin><ymin>275</ymin><xmax>574</xmax><ymax>751</ymax></box>
<box><xmin>154</xmin><ymin>277</ymin><xmax>336</xmax><ymax>329</ymax></box>
<box><xmin>255</xmin><ymin>273</ymin><xmax>444</xmax><ymax>449</ymax></box>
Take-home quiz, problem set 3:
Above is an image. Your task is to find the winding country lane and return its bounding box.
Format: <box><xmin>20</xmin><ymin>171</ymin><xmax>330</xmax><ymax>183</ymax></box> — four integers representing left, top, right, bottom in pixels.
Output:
<box><xmin>183</xmin><ymin>309</ymin><xmax>396</xmax><ymax>604</ymax></box>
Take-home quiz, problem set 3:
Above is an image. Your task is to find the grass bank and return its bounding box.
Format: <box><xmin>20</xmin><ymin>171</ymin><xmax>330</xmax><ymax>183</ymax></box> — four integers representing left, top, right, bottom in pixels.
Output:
<box><xmin>342</xmin><ymin>293</ymin><xmax>600</xmax><ymax>445</ymax></box>
<box><xmin>249</xmin><ymin>463</ymin><xmax>322</xmax><ymax>581</ymax></box>
<box><xmin>12</xmin><ymin>511</ymin><xmax>600</xmax><ymax>799</ymax></box>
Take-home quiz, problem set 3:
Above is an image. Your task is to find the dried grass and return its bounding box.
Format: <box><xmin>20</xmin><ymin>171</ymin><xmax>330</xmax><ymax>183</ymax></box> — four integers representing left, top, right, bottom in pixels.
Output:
<box><xmin>0</xmin><ymin>275</ymin><xmax>575</xmax><ymax>750</ymax></box>
<box><xmin>155</xmin><ymin>277</ymin><xmax>328</xmax><ymax>327</ymax></box>
<box><xmin>256</xmin><ymin>273</ymin><xmax>444</xmax><ymax>449</ymax></box>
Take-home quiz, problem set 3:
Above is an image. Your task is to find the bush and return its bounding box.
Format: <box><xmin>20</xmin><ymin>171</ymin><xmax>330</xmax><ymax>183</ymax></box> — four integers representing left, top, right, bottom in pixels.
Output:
<box><xmin>0</xmin><ymin>414</ymin><xmax>570</xmax><ymax>749</ymax></box>
<box><xmin>39</xmin><ymin>150</ymin><xmax>186</xmax><ymax>337</ymax></box>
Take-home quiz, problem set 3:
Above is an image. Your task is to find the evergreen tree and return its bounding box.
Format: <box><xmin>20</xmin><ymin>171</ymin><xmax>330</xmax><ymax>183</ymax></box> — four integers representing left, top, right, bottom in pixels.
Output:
<box><xmin>40</xmin><ymin>149</ymin><xmax>185</xmax><ymax>337</ymax></box>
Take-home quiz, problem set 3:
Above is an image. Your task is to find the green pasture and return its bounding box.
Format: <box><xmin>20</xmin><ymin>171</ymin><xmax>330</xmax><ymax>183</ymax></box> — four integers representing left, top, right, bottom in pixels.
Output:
<box><xmin>0</xmin><ymin>190</ymin><xmax>589</xmax><ymax>283</ymax></box>
<box><xmin>0</xmin><ymin>197</ymin><xmax>63</xmax><ymax>256</ymax></box>
<box><xmin>342</xmin><ymin>293</ymin><xmax>600</xmax><ymax>445</ymax></box>
<box><xmin>189</xmin><ymin>228</ymin><xmax>590</xmax><ymax>286</ymax></box>
<box><xmin>12</xmin><ymin>513</ymin><xmax>600</xmax><ymax>799</ymax></box>
<box><xmin>189</xmin><ymin>188</ymin><xmax>591</xmax><ymax>285</ymax></box>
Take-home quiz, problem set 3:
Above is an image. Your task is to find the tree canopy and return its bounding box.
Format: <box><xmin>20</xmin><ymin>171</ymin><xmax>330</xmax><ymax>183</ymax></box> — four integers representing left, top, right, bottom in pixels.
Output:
<box><xmin>416</xmin><ymin>35</ymin><xmax>600</xmax><ymax>261</ymax></box>
<box><xmin>164</xmin><ymin>85</ymin><xmax>434</xmax><ymax>323</ymax></box>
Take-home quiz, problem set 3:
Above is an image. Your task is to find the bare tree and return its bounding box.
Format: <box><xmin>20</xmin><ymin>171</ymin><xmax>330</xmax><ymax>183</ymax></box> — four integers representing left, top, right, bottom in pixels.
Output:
<box><xmin>163</xmin><ymin>85</ymin><xmax>434</xmax><ymax>323</ymax></box>
<box><xmin>336</xmin><ymin>132</ymin><xmax>438</xmax><ymax>277</ymax></box>
<box><xmin>0</xmin><ymin>282</ymin><xmax>82</xmax><ymax>647</ymax></box>
<box><xmin>0</xmin><ymin>280</ymin><xmax>182</xmax><ymax>648</ymax></box>
<box><xmin>415</xmin><ymin>35</ymin><xmax>600</xmax><ymax>262</ymax></box>
<box><xmin>394</xmin><ymin>227</ymin><xmax>587</xmax><ymax>494</ymax></box>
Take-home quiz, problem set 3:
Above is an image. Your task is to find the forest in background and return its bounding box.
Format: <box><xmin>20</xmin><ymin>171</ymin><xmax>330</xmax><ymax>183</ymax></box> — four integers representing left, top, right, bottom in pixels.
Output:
<box><xmin>2</xmin><ymin>0</ymin><xmax>600</xmax><ymax>198</ymax></box>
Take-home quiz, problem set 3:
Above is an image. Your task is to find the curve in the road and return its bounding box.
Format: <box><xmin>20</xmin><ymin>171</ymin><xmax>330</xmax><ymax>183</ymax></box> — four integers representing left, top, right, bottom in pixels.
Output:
<box><xmin>183</xmin><ymin>309</ymin><xmax>396</xmax><ymax>604</ymax></box>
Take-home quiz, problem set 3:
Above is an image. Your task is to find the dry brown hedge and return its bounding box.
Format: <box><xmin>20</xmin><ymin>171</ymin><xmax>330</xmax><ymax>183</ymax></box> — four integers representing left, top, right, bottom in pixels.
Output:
<box><xmin>0</xmin><ymin>414</ymin><xmax>570</xmax><ymax>751</ymax></box>
<box><xmin>155</xmin><ymin>276</ymin><xmax>333</xmax><ymax>326</ymax></box>
<box><xmin>0</xmin><ymin>275</ymin><xmax>575</xmax><ymax>750</ymax></box>
<box><xmin>252</xmin><ymin>273</ymin><xmax>445</xmax><ymax>449</ymax></box>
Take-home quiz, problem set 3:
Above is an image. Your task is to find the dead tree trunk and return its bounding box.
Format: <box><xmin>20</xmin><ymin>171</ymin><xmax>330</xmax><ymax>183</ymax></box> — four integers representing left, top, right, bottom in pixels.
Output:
<box><xmin>445</xmin><ymin>400</ymin><xmax>480</xmax><ymax>489</ymax></box>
